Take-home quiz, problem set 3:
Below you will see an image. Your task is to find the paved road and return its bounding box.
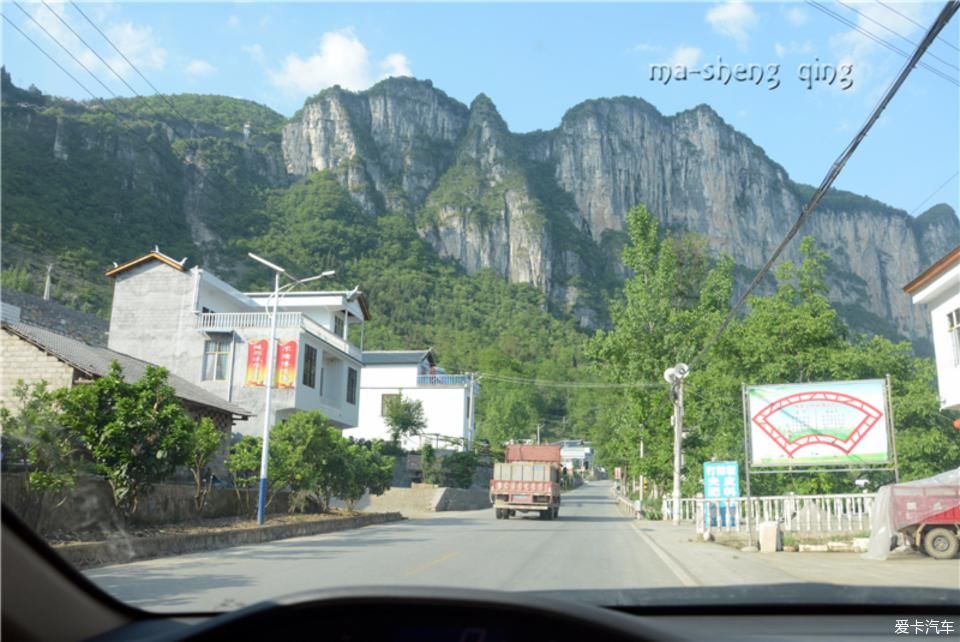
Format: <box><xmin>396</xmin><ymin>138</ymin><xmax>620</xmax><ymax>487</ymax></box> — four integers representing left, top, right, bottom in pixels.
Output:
<box><xmin>86</xmin><ymin>481</ymin><xmax>958</xmax><ymax>612</ymax></box>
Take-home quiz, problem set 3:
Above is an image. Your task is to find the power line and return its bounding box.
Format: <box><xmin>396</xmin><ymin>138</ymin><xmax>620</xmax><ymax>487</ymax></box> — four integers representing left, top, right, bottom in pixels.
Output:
<box><xmin>478</xmin><ymin>373</ymin><xmax>665</xmax><ymax>389</ymax></box>
<box><xmin>39</xmin><ymin>0</ymin><xmax>144</xmax><ymax>97</ymax></box>
<box><xmin>836</xmin><ymin>0</ymin><xmax>958</xmax><ymax>71</ymax></box>
<box><xmin>908</xmin><ymin>171</ymin><xmax>959</xmax><ymax>215</ymax></box>
<box><xmin>877</xmin><ymin>0</ymin><xmax>959</xmax><ymax>52</ymax></box>
<box><xmin>1</xmin><ymin>14</ymin><xmax>100</xmax><ymax>101</ymax></box>
<box><xmin>691</xmin><ymin>0</ymin><xmax>960</xmax><ymax>370</ymax></box>
<box><xmin>12</xmin><ymin>1</ymin><xmax>119</xmax><ymax>98</ymax></box>
<box><xmin>806</xmin><ymin>1</ymin><xmax>959</xmax><ymax>86</ymax></box>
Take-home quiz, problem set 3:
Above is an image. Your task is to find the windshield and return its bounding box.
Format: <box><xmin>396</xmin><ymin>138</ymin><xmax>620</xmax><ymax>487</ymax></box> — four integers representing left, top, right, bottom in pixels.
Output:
<box><xmin>1</xmin><ymin>0</ymin><xmax>958</xmax><ymax>614</ymax></box>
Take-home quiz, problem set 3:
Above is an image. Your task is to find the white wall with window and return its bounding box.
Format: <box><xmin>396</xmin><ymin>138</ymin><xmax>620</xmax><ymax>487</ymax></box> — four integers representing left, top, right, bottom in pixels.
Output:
<box><xmin>904</xmin><ymin>246</ymin><xmax>960</xmax><ymax>411</ymax></box>
<box><xmin>348</xmin><ymin>350</ymin><xmax>478</xmax><ymax>450</ymax></box>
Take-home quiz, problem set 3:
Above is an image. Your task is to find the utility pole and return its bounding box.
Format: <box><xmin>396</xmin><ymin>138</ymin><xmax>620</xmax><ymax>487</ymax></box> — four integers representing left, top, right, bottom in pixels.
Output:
<box><xmin>664</xmin><ymin>363</ymin><xmax>689</xmax><ymax>526</ymax></box>
<box><xmin>43</xmin><ymin>264</ymin><xmax>53</xmax><ymax>301</ymax></box>
<box><xmin>536</xmin><ymin>423</ymin><xmax>542</xmax><ymax>444</ymax></box>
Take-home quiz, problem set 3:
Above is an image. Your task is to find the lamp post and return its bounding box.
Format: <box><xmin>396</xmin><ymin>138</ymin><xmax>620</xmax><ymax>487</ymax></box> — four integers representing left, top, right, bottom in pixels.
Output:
<box><xmin>248</xmin><ymin>253</ymin><xmax>334</xmax><ymax>526</ymax></box>
<box><xmin>663</xmin><ymin>363</ymin><xmax>689</xmax><ymax>526</ymax></box>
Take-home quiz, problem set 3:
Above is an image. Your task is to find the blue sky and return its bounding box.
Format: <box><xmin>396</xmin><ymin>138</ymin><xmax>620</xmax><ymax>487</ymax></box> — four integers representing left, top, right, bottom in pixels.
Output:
<box><xmin>3</xmin><ymin>1</ymin><xmax>958</xmax><ymax>217</ymax></box>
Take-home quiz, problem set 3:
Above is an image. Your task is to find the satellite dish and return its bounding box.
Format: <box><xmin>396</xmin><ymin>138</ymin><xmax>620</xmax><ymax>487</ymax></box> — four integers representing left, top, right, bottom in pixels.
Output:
<box><xmin>676</xmin><ymin>363</ymin><xmax>689</xmax><ymax>377</ymax></box>
<box><xmin>663</xmin><ymin>368</ymin><xmax>677</xmax><ymax>384</ymax></box>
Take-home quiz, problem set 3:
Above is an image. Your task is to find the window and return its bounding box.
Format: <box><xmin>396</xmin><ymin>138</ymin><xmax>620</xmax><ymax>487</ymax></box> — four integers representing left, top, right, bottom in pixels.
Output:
<box><xmin>202</xmin><ymin>335</ymin><xmax>231</xmax><ymax>381</ymax></box>
<box><xmin>949</xmin><ymin>308</ymin><xmax>960</xmax><ymax>366</ymax></box>
<box><xmin>334</xmin><ymin>313</ymin><xmax>345</xmax><ymax>338</ymax></box>
<box><xmin>302</xmin><ymin>345</ymin><xmax>317</xmax><ymax>388</ymax></box>
<box><xmin>381</xmin><ymin>393</ymin><xmax>400</xmax><ymax>416</ymax></box>
<box><xmin>201</xmin><ymin>306</ymin><xmax>215</xmax><ymax>314</ymax></box>
<box><xmin>319</xmin><ymin>364</ymin><xmax>325</xmax><ymax>397</ymax></box>
<box><xmin>346</xmin><ymin>367</ymin><xmax>358</xmax><ymax>404</ymax></box>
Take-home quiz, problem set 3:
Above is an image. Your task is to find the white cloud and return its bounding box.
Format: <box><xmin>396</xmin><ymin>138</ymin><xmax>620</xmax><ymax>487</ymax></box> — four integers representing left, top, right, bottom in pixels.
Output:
<box><xmin>774</xmin><ymin>40</ymin><xmax>814</xmax><ymax>58</ymax></box>
<box><xmin>243</xmin><ymin>43</ymin><xmax>265</xmax><ymax>64</ymax></box>
<box><xmin>784</xmin><ymin>7</ymin><xmax>807</xmax><ymax>27</ymax></box>
<box><xmin>227</xmin><ymin>15</ymin><xmax>240</xmax><ymax>28</ymax></box>
<box><xmin>185</xmin><ymin>59</ymin><xmax>216</xmax><ymax>76</ymax></box>
<box><xmin>27</xmin><ymin>3</ymin><xmax>166</xmax><ymax>85</ymax></box>
<box><xmin>828</xmin><ymin>2</ymin><xmax>927</xmax><ymax>95</ymax></box>
<box><xmin>380</xmin><ymin>52</ymin><xmax>412</xmax><ymax>78</ymax></box>
<box><xmin>268</xmin><ymin>29</ymin><xmax>412</xmax><ymax>95</ymax></box>
<box><xmin>706</xmin><ymin>0</ymin><xmax>758</xmax><ymax>48</ymax></box>
<box><xmin>669</xmin><ymin>46</ymin><xmax>702</xmax><ymax>68</ymax></box>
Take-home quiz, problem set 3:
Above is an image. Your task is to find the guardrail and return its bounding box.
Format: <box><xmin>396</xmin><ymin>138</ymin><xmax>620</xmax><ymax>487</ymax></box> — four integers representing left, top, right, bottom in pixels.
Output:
<box><xmin>661</xmin><ymin>493</ymin><xmax>876</xmax><ymax>534</ymax></box>
<box><xmin>196</xmin><ymin>312</ymin><xmax>362</xmax><ymax>362</ymax></box>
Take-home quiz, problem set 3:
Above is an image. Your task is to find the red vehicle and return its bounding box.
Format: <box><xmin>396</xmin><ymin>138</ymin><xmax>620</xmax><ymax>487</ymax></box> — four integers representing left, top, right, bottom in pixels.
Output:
<box><xmin>491</xmin><ymin>444</ymin><xmax>562</xmax><ymax>520</ymax></box>
<box><xmin>892</xmin><ymin>484</ymin><xmax>960</xmax><ymax>560</ymax></box>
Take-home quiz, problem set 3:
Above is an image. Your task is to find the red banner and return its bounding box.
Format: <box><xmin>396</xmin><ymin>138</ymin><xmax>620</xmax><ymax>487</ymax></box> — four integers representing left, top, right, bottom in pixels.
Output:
<box><xmin>245</xmin><ymin>339</ymin><xmax>298</xmax><ymax>388</ymax></box>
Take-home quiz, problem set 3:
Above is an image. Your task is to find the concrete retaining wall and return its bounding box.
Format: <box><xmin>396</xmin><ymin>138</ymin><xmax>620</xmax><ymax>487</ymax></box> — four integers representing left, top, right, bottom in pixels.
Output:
<box><xmin>54</xmin><ymin>512</ymin><xmax>404</xmax><ymax>570</ymax></box>
<box><xmin>434</xmin><ymin>487</ymin><xmax>492</xmax><ymax>511</ymax></box>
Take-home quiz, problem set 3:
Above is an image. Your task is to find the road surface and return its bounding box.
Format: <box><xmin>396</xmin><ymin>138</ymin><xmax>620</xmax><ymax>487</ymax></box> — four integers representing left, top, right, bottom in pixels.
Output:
<box><xmin>86</xmin><ymin>481</ymin><xmax>958</xmax><ymax>611</ymax></box>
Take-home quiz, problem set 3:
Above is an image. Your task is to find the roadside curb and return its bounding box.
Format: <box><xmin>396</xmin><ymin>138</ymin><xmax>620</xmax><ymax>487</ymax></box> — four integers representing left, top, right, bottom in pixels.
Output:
<box><xmin>55</xmin><ymin>512</ymin><xmax>405</xmax><ymax>570</ymax></box>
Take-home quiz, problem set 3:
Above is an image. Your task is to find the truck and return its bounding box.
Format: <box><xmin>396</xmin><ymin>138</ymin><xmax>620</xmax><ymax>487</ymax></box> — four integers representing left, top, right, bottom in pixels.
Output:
<box><xmin>490</xmin><ymin>444</ymin><xmax>562</xmax><ymax>520</ymax></box>
<box><xmin>892</xmin><ymin>483</ymin><xmax>960</xmax><ymax>560</ymax></box>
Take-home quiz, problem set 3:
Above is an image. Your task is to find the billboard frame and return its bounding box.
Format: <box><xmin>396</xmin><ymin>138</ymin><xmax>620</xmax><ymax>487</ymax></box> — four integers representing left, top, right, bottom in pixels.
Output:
<box><xmin>740</xmin><ymin>376</ymin><xmax>901</xmax><ymax>547</ymax></box>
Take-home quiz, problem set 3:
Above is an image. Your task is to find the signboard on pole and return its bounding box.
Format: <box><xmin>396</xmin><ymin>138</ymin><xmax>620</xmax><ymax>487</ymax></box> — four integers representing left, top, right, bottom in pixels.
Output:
<box><xmin>614</xmin><ymin>467</ymin><xmax>622</xmax><ymax>481</ymax></box>
<box><xmin>746</xmin><ymin>379</ymin><xmax>890</xmax><ymax>467</ymax></box>
<box><xmin>703</xmin><ymin>461</ymin><xmax>740</xmax><ymax>499</ymax></box>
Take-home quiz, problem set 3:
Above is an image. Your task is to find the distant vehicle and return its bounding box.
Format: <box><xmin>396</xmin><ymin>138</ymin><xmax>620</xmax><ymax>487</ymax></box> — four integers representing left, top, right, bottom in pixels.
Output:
<box><xmin>892</xmin><ymin>483</ymin><xmax>960</xmax><ymax>560</ymax></box>
<box><xmin>491</xmin><ymin>444</ymin><xmax>562</xmax><ymax>520</ymax></box>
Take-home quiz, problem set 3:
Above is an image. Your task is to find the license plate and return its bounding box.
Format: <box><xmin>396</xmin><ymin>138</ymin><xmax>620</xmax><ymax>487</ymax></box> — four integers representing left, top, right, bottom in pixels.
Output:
<box><xmin>513</xmin><ymin>494</ymin><xmax>529</xmax><ymax>501</ymax></box>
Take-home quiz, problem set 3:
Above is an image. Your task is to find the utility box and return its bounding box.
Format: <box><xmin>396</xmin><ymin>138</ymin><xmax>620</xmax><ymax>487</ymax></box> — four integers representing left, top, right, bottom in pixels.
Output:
<box><xmin>758</xmin><ymin>521</ymin><xmax>783</xmax><ymax>553</ymax></box>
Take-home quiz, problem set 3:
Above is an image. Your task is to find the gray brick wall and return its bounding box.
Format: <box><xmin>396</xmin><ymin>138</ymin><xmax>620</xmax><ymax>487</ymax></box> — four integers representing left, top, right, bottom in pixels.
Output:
<box><xmin>0</xmin><ymin>331</ymin><xmax>75</xmax><ymax>407</ymax></box>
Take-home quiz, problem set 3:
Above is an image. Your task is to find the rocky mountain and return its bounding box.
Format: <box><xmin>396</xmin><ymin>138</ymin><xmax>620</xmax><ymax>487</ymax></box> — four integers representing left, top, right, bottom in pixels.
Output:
<box><xmin>280</xmin><ymin>78</ymin><xmax>958</xmax><ymax>341</ymax></box>
<box><xmin>3</xmin><ymin>69</ymin><xmax>957</xmax><ymax>344</ymax></box>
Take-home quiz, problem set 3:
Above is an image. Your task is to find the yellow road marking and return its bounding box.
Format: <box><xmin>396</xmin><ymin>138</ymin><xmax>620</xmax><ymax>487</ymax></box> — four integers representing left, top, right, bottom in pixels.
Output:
<box><xmin>402</xmin><ymin>551</ymin><xmax>461</xmax><ymax>577</ymax></box>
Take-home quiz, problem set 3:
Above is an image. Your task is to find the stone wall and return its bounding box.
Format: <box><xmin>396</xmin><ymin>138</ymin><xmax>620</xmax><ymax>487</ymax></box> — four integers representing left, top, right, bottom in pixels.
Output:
<box><xmin>1</xmin><ymin>473</ymin><xmax>290</xmax><ymax>536</ymax></box>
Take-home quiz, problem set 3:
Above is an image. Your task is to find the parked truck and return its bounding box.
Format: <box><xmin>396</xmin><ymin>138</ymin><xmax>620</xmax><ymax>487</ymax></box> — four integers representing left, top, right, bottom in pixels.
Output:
<box><xmin>892</xmin><ymin>483</ymin><xmax>960</xmax><ymax>560</ymax></box>
<box><xmin>490</xmin><ymin>444</ymin><xmax>562</xmax><ymax>520</ymax></box>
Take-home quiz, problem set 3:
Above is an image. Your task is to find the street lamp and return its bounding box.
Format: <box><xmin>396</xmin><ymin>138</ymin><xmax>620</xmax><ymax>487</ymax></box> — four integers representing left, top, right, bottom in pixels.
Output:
<box><xmin>663</xmin><ymin>362</ymin><xmax>689</xmax><ymax>526</ymax></box>
<box><xmin>248</xmin><ymin>253</ymin><xmax>335</xmax><ymax>525</ymax></box>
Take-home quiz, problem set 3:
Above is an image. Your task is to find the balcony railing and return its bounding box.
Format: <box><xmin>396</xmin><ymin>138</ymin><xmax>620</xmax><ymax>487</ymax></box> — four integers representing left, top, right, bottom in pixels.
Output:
<box><xmin>196</xmin><ymin>312</ymin><xmax>362</xmax><ymax>362</ymax></box>
<box><xmin>416</xmin><ymin>374</ymin><xmax>472</xmax><ymax>386</ymax></box>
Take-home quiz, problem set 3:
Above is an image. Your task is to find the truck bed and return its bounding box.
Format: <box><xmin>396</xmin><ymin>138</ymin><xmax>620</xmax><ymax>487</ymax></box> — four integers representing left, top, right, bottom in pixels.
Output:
<box><xmin>891</xmin><ymin>484</ymin><xmax>960</xmax><ymax>529</ymax></box>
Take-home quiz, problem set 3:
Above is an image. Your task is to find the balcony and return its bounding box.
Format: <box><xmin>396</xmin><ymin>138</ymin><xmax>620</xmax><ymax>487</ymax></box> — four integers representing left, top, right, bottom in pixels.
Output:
<box><xmin>416</xmin><ymin>374</ymin><xmax>472</xmax><ymax>386</ymax></box>
<box><xmin>196</xmin><ymin>312</ymin><xmax>362</xmax><ymax>362</ymax></box>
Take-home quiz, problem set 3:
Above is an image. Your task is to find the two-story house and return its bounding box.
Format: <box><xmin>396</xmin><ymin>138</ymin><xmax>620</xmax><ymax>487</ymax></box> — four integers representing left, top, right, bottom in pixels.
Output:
<box><xmin>904</xmin><ymin>244</ymin><xmax>960</xmax><ymax>412</ymax></box>
<box><xmin>348</xmin><ymin>349</ymin><xmax>479</xmax><ymax>451</ymax></box>
<box><xmin>105</xmin><ymin>250</ymin><xmax>369</xmax><ymax>433</ymax></box>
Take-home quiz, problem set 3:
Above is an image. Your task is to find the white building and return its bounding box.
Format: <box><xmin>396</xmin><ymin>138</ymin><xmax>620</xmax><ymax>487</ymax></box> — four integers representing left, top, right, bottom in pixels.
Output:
<box><xmin>106</xmin><ymin>250</ymin><xmax>370</xmax><ymax>433</ymax></box>
<box><xmin>558</xmin><ymin>440</ymin><xmax>594</xmax><ymax>473</ymax></box>
<box><xmin>347</xmin><ymin>349</ymin><xmax>479</xmax><ymax>451</ymax></box>
<box><xmin>904</xmin><ymin>244</ymin><xmax>960</xmax><ymax>411</ymax></box>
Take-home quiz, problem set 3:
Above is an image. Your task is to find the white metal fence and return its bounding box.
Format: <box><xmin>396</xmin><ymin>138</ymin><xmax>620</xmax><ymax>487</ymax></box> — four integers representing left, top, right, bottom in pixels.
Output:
<box><xmin>661</xmin><ymin>494</ymin><xmax>876</xmax><ymax>534</ymax></box>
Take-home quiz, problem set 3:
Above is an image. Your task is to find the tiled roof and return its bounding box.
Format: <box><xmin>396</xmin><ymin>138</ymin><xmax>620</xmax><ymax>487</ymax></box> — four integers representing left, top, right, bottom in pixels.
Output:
<box><xmin>3</xmin><ymin>321</ymin><xmax>251</xmax><ymax>417</ymax></box>
<box><xmin>363</xmin><ymin>349</ymin><xmax>434</xmax><ymax>366</ymax></box>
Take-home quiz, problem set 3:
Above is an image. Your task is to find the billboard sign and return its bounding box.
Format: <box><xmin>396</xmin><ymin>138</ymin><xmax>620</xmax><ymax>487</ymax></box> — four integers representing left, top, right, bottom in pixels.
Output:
<box><xmin>703</xmin><ymin>461</ymin><xmax>740</xmax><ymax>499</ymax></box>
<box><xmin>747</xmin><ymin>379</ymin><xmax>890</xmax><ymax>467</ymax></box>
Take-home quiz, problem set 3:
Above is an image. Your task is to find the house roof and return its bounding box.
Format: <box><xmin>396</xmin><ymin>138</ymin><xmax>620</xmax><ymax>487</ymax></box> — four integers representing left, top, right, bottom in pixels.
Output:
<box><xmin>2</xmin><ymin>321</ymin><xmax>251</xmax><ymax>418</ymax></box>
<box><xmin>363</xmin><ymin>349</ymin><xmax>435</xmax><ymax>366</ymax></box>
<box><xmin>903</xmin><ymin>244</ymin><xmax>960</xmax><ymax>295</ymax></box>
<box><xmin>105</xmin><ymin>248</ymin><xmax>188</xmax><ymax>278</ymax></box>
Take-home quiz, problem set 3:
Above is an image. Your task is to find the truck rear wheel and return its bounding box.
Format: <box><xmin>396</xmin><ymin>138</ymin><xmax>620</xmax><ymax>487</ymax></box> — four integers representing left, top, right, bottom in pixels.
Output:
<box><xmin>922</xmin><ymin>527</ymin><xmax>959</xmax><ymax>560</ymax></box>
